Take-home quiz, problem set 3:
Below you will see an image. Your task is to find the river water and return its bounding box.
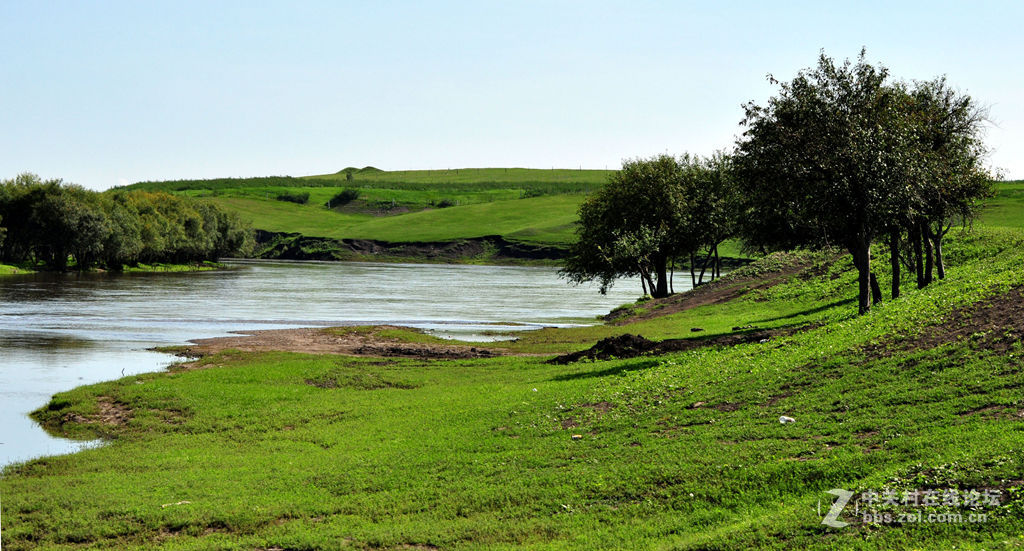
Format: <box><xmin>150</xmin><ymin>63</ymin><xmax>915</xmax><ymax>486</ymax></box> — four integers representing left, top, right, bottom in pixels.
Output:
<box><xmin>0</xmin><ymin>260</ymin><xmax>654</xmax><ymax>466</ymax></box>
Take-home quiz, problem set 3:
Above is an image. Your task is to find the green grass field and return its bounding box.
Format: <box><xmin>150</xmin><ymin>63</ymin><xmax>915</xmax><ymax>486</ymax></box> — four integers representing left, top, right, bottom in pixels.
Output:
<box><xmin>5</xmin><ymin>227</ymin><xmax>1024</xmax><ymax>549</ymax></box>
<box><xmin>124</xmin><ymin>168</ymin><xmax>613</xmax><ymax>249</ymax></box>
<box><xmin>123</xmin><ymin>172</ymin><xmax>1022</xmax><ymax>262</ymax></box>
<box><xmin>978</xmin><ymin>180</ymin><xmax>1024</xmax><ymax>228</ymax></box>
<box><xmin>129</xmin><ymin>167</ymin><xmax>612</xmax><ymax>192</ymax></box>
<box><xmin>207</xmin><ymin>194</ymin><xmax>587</xmax><ymax>245</ymax></box>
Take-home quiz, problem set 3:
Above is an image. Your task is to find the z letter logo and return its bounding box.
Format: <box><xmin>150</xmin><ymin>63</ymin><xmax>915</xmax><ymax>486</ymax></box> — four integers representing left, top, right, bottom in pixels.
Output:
<box><xmin>821</xmin><ymin>489</ymin><xmax>854</xmax><ymax>528</ymax></box>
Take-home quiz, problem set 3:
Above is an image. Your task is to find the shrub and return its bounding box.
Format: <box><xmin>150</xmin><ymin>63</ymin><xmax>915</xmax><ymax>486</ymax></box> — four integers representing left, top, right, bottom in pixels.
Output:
<box><xmin>325</xmin><ymin>189</ymin><xmax>360</xmax><ymax>208</ymax></box>
<box><xmin>275</xmin><ymin>192</ymin><xmax>310</xmax><ymax>205</ymax></box>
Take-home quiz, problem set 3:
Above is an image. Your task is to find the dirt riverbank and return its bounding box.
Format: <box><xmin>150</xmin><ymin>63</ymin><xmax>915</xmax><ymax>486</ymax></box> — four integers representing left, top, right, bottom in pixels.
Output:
<box><xmin>168</xmin><ymin>325</ymin><xmax>502</xmax><ymax>363</ymax></box>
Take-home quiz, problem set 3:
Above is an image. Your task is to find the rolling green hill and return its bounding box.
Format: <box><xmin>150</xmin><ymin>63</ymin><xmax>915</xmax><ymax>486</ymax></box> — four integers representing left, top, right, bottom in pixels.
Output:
<box><xmin>123</xmin><ymin>168</ymin><xmax>614</xmax><ymax>258</ymax></box>
<box><xmin>121</xmin><ymin>172</ymin><xmax>1023</xmax><ymax>264</ymax></box>
<box><xmin>204</xmin><ymin>194</ymin><xmax>586</xmax><ymax>246</ymax></box>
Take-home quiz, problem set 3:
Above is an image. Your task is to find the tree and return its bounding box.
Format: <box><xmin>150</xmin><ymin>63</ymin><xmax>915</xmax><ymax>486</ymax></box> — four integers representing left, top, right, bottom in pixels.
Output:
<box><xmin>99</xmin><ymin>193</ymin><xmax>144</xmax><ymax>270</ymax></box>
<box><xmin>562</xmin><ymin>153</ymin><xmax>740</xmax><ymax>297</ymax></box>
<box><xmin>906</xmin><ymin>77</ymin><xmax>994</xmax><ymax>285</ymax></box>
<box><xmin>561</xmin><ymin>155</ymin><xmax>688</xmax><ymax>298</ymax></box>
<box><xmin>0</xmin><ymin>173</ymin><xmax>254</xmax><ymax>270</ymax></box>
<box><xmin>681</xmin><ymin>152</ymin><xmax>742</xmax><ymax>286</ymax></box>
<box><xmin>735</xmin><ymin>50</ymin><xmax>918</xmax><ymax>314</ymax></box>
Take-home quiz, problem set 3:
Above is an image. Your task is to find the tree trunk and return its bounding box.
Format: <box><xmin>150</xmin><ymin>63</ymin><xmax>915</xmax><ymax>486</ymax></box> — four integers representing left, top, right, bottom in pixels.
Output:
<box><xmin>923</xmin><ymin>222</ymin><xmax>934</xmax><ymax>286</ymax></box>
<box><xmin>870</xmin><ymin>272</ymin><xmax>883</xmax><ymax>305</ymax></box>
<box><xmin>639</xmin><ymin>269</ymin><xmax>648</xmax><ymax>296</ymax></box>
<box><xmin>653</xmin><ymin>255</ymin><xmax>669</xmax><ymax>298</ymax></box>
<box><xmin>713</xmin><ymin>244</ymin><xmax>721</xmax><ymax>280</ymax></box>
<box><xmin>889</xmin><ymin>230</ymin><xmax>901</xmax><ymax>300</ymax></box>
<box><xmin>641</xmin><ymin>266</ymin><xmax>656</xmax><ymax>297</ymax></box>
<box><xmin>669</xmin><ymin>260</ymin><xmax>675</xmax><ymax>294</ymax></box>
<box><xmin>930</xmin><ymin>224</ymin><xmax>946</xmax><ymax>280</ymax></box>
<box><xmin>912</xmin><ymin>222</ymin><xmax>925</xmax><ymax>289</ymax></box>
<box><xmin>696</xmin><ymin>249</ymin><xmax>714</xmax><ymax>286</ymax></box>
<box><xmin>850</xmin><ymin>239</ymin><xmax>872</xmax><ymax>315</ymax></box>
<box><xmin>933</xmin><ymin>237</ymin><xmax>945</xmax><ymax>280</ymax></box>
<box><xmin>689</xmin><ymin>253</ymin><xmax>696</xmax><ymax>288</ymax></box>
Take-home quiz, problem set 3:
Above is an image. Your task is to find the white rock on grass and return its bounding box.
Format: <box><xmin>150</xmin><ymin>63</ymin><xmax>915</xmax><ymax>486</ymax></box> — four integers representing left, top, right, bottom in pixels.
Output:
<box><xmin>779</xmin><ymin>415</ymin><xmax>796</xmax><ymax>424</ymax></box>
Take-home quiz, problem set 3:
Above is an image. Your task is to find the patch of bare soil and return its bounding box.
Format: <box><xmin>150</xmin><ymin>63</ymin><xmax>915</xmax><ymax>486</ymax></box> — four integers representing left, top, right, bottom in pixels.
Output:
<box><xmin>607</xmin><ymin>257</ymin><xmax>825</xmax><ymax>325</ymax></box>
<box><xmin>864</xmin><ymin>285</ymin><xmax>1024</xmax><ymax>358</ymax></box>
<box><xmin>61</xmin><ymin>396</ymin><xmax>132</xmax><ymax>427</ymax></box>
<box><xmin>549</xmin><ymin>325</ymin><xmax>813</xmax><ymax>364</ymax></box>
<box><xmin>172</xmin><ymin>325</ymin><xmax>499</xmax><ymax>363</ymax></box>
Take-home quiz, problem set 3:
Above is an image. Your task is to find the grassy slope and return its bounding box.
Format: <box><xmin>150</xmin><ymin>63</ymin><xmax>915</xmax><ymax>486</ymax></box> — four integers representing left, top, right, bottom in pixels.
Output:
<box><xmin>4</xmin><ymin>228</ymin><xmax>1024</xmax><ymax>550</ymax></box>
<box><xmin>0</xmin><ymin>263</ymin><xmax>30</xmax><ymax>275</ymax></box>
<box><xmin>125</xmin><ymin>168</ymin><xmax>611</xmax><ymax>247</ymax></box>
<box><xmin>979</xmin><ymin>180</ymin><xmax>1024</xmax><ymax>228</ymax></box>
<box><xmin>208</xmin><ymin>194</ymin><xmax>586</xmax><ymax>245</ymax></box>
<box><xmin>306</xmin><ymin>167</ymin><xmax>613</xmax><ymax>186</ymax></box>
<box><xmin>126</xmin><ymin>173</ymin><xmax>1023</xmax><ymax>259</ymax></box>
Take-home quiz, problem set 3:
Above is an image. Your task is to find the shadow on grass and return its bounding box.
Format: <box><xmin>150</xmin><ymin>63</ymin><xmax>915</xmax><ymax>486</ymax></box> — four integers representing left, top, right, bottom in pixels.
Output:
<box><xmin>752</xmin><ymin>298</ymin><xmax>854</xmax><ymax>324</ymax></box>
<box><xmin>550</xmin><ymin>359</ymin><xmax>661</xmax><ymax>382</ymax></box>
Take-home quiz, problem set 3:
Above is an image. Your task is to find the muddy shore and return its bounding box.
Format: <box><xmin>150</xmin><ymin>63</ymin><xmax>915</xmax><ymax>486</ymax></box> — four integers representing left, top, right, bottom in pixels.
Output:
<box><xmin>168</xmin><ymin>325</ymin><xmax>502</xmax><ymax>363</ymax></box>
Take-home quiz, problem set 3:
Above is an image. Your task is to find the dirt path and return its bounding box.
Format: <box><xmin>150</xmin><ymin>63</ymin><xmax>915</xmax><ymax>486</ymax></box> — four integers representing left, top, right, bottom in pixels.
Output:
<box><xmin>174</xmin><ymin>325</ymin><xmax>501</xmax><ymax>361</ymax></box>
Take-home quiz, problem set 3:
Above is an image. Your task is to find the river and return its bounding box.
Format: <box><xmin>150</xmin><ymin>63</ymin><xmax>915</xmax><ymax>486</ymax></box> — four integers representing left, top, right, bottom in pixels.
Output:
<box><xmin>0</xmin><ymin>260</ymin><xmax>659</xmax><ymax>466</ymax></box>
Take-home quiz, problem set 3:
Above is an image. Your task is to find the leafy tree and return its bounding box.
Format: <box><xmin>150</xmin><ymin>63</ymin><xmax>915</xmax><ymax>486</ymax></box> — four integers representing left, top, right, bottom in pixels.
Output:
<box><xmin>906</xmin><ymin>78</ymin><xmax>994</xmax><ymax>286</ymax></box>
<box><xmin>100</xmin><ymin>194</ymin><xmax>144</xmax><ymax>270</ymax></box>
<box><xmin>735</xmin><ymin>50</ymin><xmax>918</xmax><ymax>314</ymax></box>
<box><xmin>681</xmin><ymin>152</ymin><xmax>741</xmax><ymax>286</ymax></box>
<box><xmin>0</xmin><ymin>173</ymin><xmax>253</xmax><ymax>270</ymax></box>
<box><xmin>561</xmin><ymin>155</ymin><xmax>688</xmax><ymax>297</ymax></box>
<box><xmin>65</xmin><ymin>190</ymin><xmax>111</xmax><ymax>270</ymax></box>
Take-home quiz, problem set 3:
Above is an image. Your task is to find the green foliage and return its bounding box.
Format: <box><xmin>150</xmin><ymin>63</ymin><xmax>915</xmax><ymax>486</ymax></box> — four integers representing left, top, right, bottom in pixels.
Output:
<box><xmin>562</xmin><ymin>155</ymin><xmax>684</xmax><ymax>296</ymax></box>
<box><xmin>562</xmin><ymin>153</ymin><xmax>739</xmax><ymax>297</ymax></box>
<box><xmin>0</xmin><ymin>173</ymin><xmax>254</xmax><ymax>271</ymax></box>
<box><xmin>736</xmin><ymin>50</ymin><xmax>994</xmax><ymax>313</ymax></box>
<box><xmin>274</xmin><ymin>191</ymin><xmax>310</xmax><ymax>205</ymax></box>
<box><xmin>325</xmin><ymin>188</ymin><xmax>360</xmax><ymax>207</ymax></box>
<box><xmin>736</xmin><ymin>50</ymin><xmax>911</xmax><ymax>252</ymax></box>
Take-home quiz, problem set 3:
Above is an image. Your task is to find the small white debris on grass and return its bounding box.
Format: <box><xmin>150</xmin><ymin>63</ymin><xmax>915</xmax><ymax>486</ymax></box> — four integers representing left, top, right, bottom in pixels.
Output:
<box><xmin>779</xmin><ymin>415</ymin><xmax>796</xmax><ymax>424</ymax></box>
<box><xmin>532</xmin><ymin>388</ymin><xmax>538</xmax><ymax>392</ymax></box>
<box><xmin>161</xmin><ymin>500</ymin><xmax>191</xmax><ymax>508</ymax></box>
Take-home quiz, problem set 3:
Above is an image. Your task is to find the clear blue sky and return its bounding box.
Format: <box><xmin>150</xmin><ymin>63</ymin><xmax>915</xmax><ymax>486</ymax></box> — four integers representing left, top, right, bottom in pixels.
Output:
<box><xmin>2</xmin><ymin>1</ymin><xmax>1021</xmax><ymax>190</ymax></box>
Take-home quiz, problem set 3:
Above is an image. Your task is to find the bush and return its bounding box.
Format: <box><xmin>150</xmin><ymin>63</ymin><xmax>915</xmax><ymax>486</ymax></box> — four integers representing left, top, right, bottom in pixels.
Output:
<box><xmin>275</xmin><ymin>192</ymin><xmax>310</xmax><ymax>205</ymax></box>
<box><xmin>326</xmin><ymin>189</ymin><xmax>360</xmax><ymax>207</ymax></box>
<box><xmin>435</xmin><ymin>199</ymin><xmax>457</xmax><ymax>208</ymax></box>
